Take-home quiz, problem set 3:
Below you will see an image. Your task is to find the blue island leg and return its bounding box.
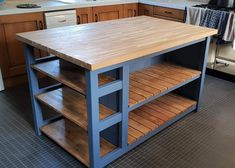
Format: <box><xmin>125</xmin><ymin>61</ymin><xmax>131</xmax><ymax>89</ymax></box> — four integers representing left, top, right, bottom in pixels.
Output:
<box><xmin>85</xmin><ymin>70</ymin><xmax>101</xmax><ymax>168</ymax></box>
<box><xmin>23</xmin><ymin>44</ymin><xmax>43</xmax><ymax>136</ymax></box>
<box><xmin>85</xmin><ymin>64</ymin><xmax>129</xmax><ymax>168</ymax></box>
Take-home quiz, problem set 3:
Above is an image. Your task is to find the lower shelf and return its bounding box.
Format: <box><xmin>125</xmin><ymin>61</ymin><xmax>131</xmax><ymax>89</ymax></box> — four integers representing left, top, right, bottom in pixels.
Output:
<box><xmin>41</xmin><ymin>93</ymin><xmax>196</xmax><ymax>166</ymax></box>
<box><xmin>128</xmin><ymin>93</ymin><xmax>197</xmax><ymax>144</ymax></box>
<box><xmin>41</xmin><ymin>118</ymin><xmax>116</xmax><ymax>167</ymax></box>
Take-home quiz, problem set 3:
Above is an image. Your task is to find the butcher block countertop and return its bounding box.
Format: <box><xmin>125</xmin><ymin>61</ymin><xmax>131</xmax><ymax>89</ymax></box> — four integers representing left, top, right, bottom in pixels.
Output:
<box><xmin>16</xmin><ymin>16</ymin><xmax>217</xmax><ymax>71</ymax></box>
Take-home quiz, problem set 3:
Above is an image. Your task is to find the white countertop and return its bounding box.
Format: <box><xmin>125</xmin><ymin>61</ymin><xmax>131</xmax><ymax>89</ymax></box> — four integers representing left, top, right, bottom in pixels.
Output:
<box><xmin>139</xmin><ymin>0</ymin><xmax>206</xmax><ymax>10</ymax></box>
<box><xmin>0</xmin><ymin>0</ymin><xmax>205</xmax><ymax>16</ymax></box>
<box><xmin>0</xmin><ymin>0</ymin><xmax>138</xmax><ymax>15</ymax></box>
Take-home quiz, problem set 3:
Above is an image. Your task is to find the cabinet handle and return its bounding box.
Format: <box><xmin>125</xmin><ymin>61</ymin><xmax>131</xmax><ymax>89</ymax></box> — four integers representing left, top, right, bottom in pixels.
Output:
<box><xmin>77</xmin><ymin>15</ymin><xmax>80</xmax><ymax>24</ymax></box>
<box><xmin>164</xmin><ymin>11</ymin><xmax>173</xmax><ymax>15</ymax></box>
<box><xmin>95</xmin><ymin>14</ymin><xmax>98</xmax><ymax>22</ymax></box>
<box><xmin>39</xmin><ymin>20</ymin><xmax>44</xmax><ymax>30</ymax></box>
<box><xmin>58</xmin><ymin>20</ymin><xmax>66</xmax><ymax>23</ymax></box>
<box><xmin>134</xmin><ymin>9</ymin><xmax>137</xmax><ymax>17</ymax></box>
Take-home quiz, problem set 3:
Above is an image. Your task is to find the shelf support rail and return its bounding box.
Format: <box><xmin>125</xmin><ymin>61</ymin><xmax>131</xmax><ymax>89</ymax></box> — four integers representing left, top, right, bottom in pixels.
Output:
<box><xmin>85</xmin><ymin>64</ymin><xmax>129</xmax><ymax>168</ymax></box>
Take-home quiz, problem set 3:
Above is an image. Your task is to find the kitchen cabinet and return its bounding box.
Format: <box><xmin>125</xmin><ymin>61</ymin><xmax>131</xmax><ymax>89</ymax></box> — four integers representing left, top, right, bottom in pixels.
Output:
<box><xmin>138</xmin><ymin>4</ymin><xmax>154</xmax><ymax>16</ymax></box>
<box><xmin>123</xmin><ymin>3</ymin><xmax>138</xmax><ymax>18</ymax></box>
<box><xmin>0</xmin><ymin>12</ymin><xmax>45</xmax><ymax>88</ymax></box>
<box><xmin>76</xmin><ymin>7</ymin><xmax>93</xmax><ymax>24</ymax></box>
<box><xmin>153</xmin><ymin>6</ymin><xmax>185</xmax><ymax>22</ymax></box>
<box><xmin>93</xmin><ymin>5</ymin><xmax>124</xmax><ymax>22</ymax></box>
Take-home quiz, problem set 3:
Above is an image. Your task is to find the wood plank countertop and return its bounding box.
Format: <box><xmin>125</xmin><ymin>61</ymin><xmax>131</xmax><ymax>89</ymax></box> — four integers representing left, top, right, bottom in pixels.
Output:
<box><xmin>16</xmin><ymin>16</ymin><xmax>217</xmax><ymax>71</ymax></box>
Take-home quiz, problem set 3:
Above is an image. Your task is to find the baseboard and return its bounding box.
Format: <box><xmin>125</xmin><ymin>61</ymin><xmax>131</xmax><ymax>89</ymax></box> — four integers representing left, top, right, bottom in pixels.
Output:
<box><xmin>206</xmin><ymin>68</ymin><xmax>235</xmax><ymax>83</ymax></box>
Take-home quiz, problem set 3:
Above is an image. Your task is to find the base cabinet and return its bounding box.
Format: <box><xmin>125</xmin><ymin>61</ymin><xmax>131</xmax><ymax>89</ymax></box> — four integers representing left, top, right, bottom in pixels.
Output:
<box><xmin>138</xmin><ymin>4</ymin><xmax>154</xmax><ymax>16</ymax></box>
<box><xmin>0</xmin><ymin>12</ymin><xmax>45</xmax><ymax>88</ymax></box>
<box><xmin>93</xmin><ymin>5</ymin><xmax>124</xmax><ymax>22</ymax></box>
<box><xmin>76</xmin><ymin>7</ymin><xmax>93</xmax><ymax>24</ymax></box>
<box><xmin>124</xmin><ymin>3</ymin><xmax>138</xmax><ymax>17</ymax></box>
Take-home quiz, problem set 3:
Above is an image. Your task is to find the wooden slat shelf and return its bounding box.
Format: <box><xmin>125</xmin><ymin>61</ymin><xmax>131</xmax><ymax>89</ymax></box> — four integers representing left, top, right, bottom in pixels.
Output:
<box><xmin>128</xmin><ymin>63</ymin><xmax>201</xmax><ymax>107</ymax></box>
<box><xmin>41</xmin><ymin>118</ymin><xmax>116</xmax><ymax>167</ymax></box>
<box><xmin>36</xmin><ymin>87</ymin><xmax>114</xmax><ymax>130</ymax></box>
<box><xmin>33</xmin><ymin>60</ymin><xmax>201</xmax><ymax>109</ymax></box>
<box><xmin>32</xmin><ymin>60</ymin><xmax>110</xmax><ymax>94</ymax></box>
<box><xmin>37</xmin><ymin>86</ymin><xmax>196</xmax><ymax>145</ymax></box>
<box><xmin>128</xmin><ymin>93</ymin><xmax>197</xmax><ymax>144</ymax></box>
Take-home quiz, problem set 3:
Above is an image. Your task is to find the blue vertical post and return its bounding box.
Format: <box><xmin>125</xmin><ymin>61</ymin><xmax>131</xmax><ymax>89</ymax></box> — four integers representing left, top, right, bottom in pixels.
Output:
<box><xmin>119</xmin><ymin>65</ymin><xmax>129</xmax><ymax>149</ymax></box>
<box><xmin>23</xmin><ymin>44</ymin><xmax>43</xmax><ymax>136</ymax></box>
<box><xmin>85</xmin><ymin>70</ymin><xmax>100</xmax><ymax>168</ymax></box>
<box><xmin>196</xmin><ymin>37</ymin><xmax>210</xmax><ymax>111</ymax></box>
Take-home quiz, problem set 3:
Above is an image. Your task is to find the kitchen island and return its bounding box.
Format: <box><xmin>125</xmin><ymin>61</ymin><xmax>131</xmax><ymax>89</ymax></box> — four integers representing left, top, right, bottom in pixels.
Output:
<box><xmin>16</xmin><ymin>16</ymin><xmax>217</xmax><ymax>168</ymax></box>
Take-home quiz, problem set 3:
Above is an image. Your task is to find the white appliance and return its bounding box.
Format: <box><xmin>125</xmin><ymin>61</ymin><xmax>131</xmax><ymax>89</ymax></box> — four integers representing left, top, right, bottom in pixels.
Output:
<box><xmin>0</xmin><ymin>67</ymin><xmax>4</xmax><ymax>91</ymax></box>
<box><xmin>45</xmin><ymin>10</ymin><xmax>77</xmax><ymax>29</ymax></box>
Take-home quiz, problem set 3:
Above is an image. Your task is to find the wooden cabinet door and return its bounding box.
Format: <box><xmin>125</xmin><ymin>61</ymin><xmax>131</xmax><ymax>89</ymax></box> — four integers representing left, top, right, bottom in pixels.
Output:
<box><xmin>93</xmin><ymin>5</ymin><xmax>124</xmax><ymax>22</ymax></box>
<box><xmin>138</xmin><ymin>4</ymin><xmax>154</xmax><ymax>16</ymax></box>
<box><xmin>123</xmin><ymin>3</ymin><xmax>138</xmax><ymax>18</ymax></box>
<box><xmin>76</xmin><ymin>7</ymin><xmax>93</xmax><ymax>24</ymax></box>
<box><xmin>0</xmin><ymin>12</ymin><xmax>44</xmax><ymax>87</ymax></box>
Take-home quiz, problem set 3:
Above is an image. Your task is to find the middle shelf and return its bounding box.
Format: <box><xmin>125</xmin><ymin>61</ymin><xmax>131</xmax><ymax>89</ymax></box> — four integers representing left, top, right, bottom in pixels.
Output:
<box><xmin>32</xmin><ymin>60</ymin><xmax>201</xmax><ymax>108</ymax></box>
<box><xmin>37</xmin><ymin>86</ymin><xmax>197</xmax><ymax>145</ymax></box>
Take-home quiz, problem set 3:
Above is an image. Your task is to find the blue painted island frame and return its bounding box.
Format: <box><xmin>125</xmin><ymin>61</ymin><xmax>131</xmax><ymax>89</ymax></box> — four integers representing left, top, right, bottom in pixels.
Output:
<box><xmin>23</xmin><ymin>36</ymin><xmax>210</xmax><ymax>168</ymax></box>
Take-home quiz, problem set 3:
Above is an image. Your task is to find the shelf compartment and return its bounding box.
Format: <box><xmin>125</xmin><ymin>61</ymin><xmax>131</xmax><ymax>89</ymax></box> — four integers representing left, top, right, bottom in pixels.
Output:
<box><xmin>32</xmin><ymin>60</ymin><xmax>111</xmax><ymax>94</ymax></box>
<box><xmin>128</xmin><ymin>63</ymin><xmax>201</xmax><ymax>107</ymax></box>
<box><xmin>37</xmin><ymin>84</ymin><xmax>196</xmax><ymax>145</ymax></box>
<box><xmin>36</xmin><ymin>87</ymin><xmax>114</xmax><ymax>130</ymax></box>
<box><xmin>128</xmin><ymin>93</ymin><xmax>197</xmax><ymax>144</ymax></box>
<box><xmin>41</xmin><ymin>118</ymin><xmax>116</xmax><ymax>167</ymax></box>
<box><xmin>33</xmin><ymin>60</ymin><xmax>200</xmax><ymax>109</ymax></box>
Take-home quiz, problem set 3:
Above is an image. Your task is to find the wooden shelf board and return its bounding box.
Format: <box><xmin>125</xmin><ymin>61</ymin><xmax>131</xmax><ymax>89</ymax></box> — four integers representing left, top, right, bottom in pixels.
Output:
<box><xmin>33</xmin><ymin>60</ymin><xmax>200</xmax><ymax>109</ymax></box>
<box><xmin>41</xmin><ymin>118</ymin><xmax>116</xmax><ymax>167</ymax></box>
<box><xmin>36</xmin><ymin>87</ymin><xmax>114</xmax><ymax>130</ymax></box>
<box><xmin>128</xmin><ymin>63</ymin><xmax>201</xmax><ymax>107</ymax></box>
<box><xmin>32</xmin><ymin>60</ymin><xmax>111</xmax><ymax>94</ymax></box>
<box><xmin>128</xmin><ymin>93</ymin><xmax>197</xmax><ymax>144</ymax></box>
<box><xmin>37</xmin><ymin>88</ymin><xmax>195</xmax><ymax>145</ymax></box>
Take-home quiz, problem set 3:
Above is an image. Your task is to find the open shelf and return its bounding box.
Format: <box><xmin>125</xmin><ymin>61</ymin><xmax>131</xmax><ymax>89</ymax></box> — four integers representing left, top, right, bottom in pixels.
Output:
<box><xmin>128</xmin><ymin>93</ymin><xmax>197</xmax><ymax>144</ymax></box>
<box><xmin>33</xmin><ymin>60</ymin><xmax>201</xmax><ymax>108</ymax></box>
<box><xmin>36</xmin><ymin>87</ymin><xmax>114</xmax><ymax>130</ymax></box>
<box><xmin>127</xmin><ymin>63</ymin><xmax>201</xmax><ymax>107</ymax></box>
<box><xmin>32</xmin><ymin>60</ymin><xmax>109</xmax><ymax>94</ymax></box>
<box><xmin>41</xmin><ymin>118</ymin><xmax>116</xmax><ymax>167</ymax></box>
<box><xmin>38</xmin><ymin>87</ymin><xmax>196</xmax><ymax>148</ymax></box>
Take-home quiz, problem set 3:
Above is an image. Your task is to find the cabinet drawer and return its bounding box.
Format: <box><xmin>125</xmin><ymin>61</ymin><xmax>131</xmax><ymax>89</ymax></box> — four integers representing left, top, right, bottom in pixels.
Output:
<box><xmin>153</xmin><ymin>6</ymin><xmax>184</xmax><ymax>20</ymax></box>
<box><xmin>153</xmin><ymin>15</ymin><xmax>183</xmax><ymax>22</ymax></box>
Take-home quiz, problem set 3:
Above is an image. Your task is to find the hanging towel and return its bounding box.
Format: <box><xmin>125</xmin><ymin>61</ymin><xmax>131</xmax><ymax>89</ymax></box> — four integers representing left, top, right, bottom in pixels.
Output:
<box><xmin>186</xmin><ymin>7</ymin><xmax>206</xmax><ymax>26</ymax></box>
<box><xmin>217</xmin><ymin>11</ymin><xmax>229</xmax><ymax>38</ymax></box>
<box><xmin>200</xmin><ymin>9</ymin><xmax>222</xmax><ymax>28</ymax></box>
<box><xmin>233</xmin><ymin>27</ymin><xmax>235</xmax><ymax>50</ymax></box>
<box><xmin>223</xmin><ymin>12</ymin><xmax>235</xmax><ymax>41</ymax></box>
<box><xmin>223</xmin><ymin>12</ymin><xmax>235</xmax><ymax>50</ymax></box>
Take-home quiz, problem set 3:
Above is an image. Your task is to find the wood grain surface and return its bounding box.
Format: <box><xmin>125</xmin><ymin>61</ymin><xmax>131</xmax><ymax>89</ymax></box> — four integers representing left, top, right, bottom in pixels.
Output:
<box><xmin>41</xmin><ymin>118</ymin><xmax>116</xmax><ymax>166</ymax></box>
<box><xmin>38</xmin><ymin>87</ymin><xmax>196</xmax><ymax>145</ymax></box>
<box><xmin>33</xmin><ymin>60</ymin><xmax>201</xmax><ymax>107</ymax></box>
<box><xmin>37</xmin><ymin>87</ymin><xmax>114</xmax><ymax>130</ymax></box>
<box><xmin>128</xmin><ymin>93</ymin><xmax>197</xmax><ymax>144</ymax></box>
<box><xmin>17</xmin><ymin>16</ymin><xmax>217</xmax><ymax>70</ymax></box>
